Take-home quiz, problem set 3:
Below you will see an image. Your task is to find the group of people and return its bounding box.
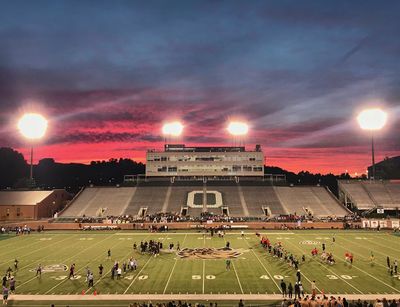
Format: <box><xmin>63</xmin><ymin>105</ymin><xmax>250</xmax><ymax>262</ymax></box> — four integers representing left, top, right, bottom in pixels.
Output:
<box><xmin>386</xmin><ymin>256</ymin><xmax>398</xmax><ymax>276</ymax></box>
<box><xmin>138</xmin><ymin>240</ymin><xmax>164</xmax><ymax>255</ymax></box>
<box><xmin>1</xmin><ymin>259</ymin><xmax>18</xmax><ymax>305</ymax></box>
<box><xmin>281</xmin><ymin>296</ymin><xmax>400</xmax><ymax>307</ymax></box>
<box><xmin>260</xmin><ymin>235</ymin><xmax>303</xmax><ymax>270</ymax></box>
<box><xmin>110</xmin><ymin>257</ymin><xmax>138</xmax><ymax>280</ymax></box>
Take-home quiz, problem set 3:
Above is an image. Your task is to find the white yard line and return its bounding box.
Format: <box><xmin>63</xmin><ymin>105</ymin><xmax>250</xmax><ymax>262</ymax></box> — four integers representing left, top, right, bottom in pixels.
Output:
<box><xmin>231</xmin><ymin>261</ymin><xmax>244</xmax><ymax>294</ymax></box>
<box><xmin>298</xmin><ymin>234</ymin><xmax>400</xmax><ymax>294</ymax></box>
<box><xmin>41</xmin><ymin>234</ymin><xmax>121</xmax><ymax>294</ymax></box>
<box><xmin>115</xmin><ymin>232</ymin><xmax>295</xmax><ymax>236</ymax></box>
<box><xmin>163</xmin><ymin>234</ymin><xmax>188</xmax><ymax>294</ymax></box>
<box><xmin>0</xmin><ymin>235</ymin><xmax>72</xmax><ymax>267</ymax></box>
<box><xmin>243</xmin><ymin>238</ymin><xmax>282</xmax><ymax>293</ymax></box>
<box><xmin>123</xmin><ymin>256</ymin><xmax>153</xmax><ymax>294</ymax></box>
<box><xmin>17</xmin><ymin>233</ymin><xmax>116</xmax><ymax>290</ymax></box>
<box><xmin>202</xmin><ymin>260</ymin><xmax>205</xmax><ymax>294</ymax></box>
<box><xmin>285</xmin><ymin>237</ymin><xmax>362</xmax><ymax>294</ymax></box>
<box><xmin>202</xmin><ymin>232</ymin><xmax>206</xmax><ymax>294</ymax></box>
<box><xmin>123</xmin><ymin>234</ymin><xmax>169</xmax><ymax>294</ymax></box>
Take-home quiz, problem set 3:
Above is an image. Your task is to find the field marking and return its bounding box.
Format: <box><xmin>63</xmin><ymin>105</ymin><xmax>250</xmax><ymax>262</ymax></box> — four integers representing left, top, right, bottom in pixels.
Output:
<box><xmin>123</xmin><ymin>256</ymin><xmax>153</xmax><ymax>294</ymax></box>
<box><xmin>123</xmin><ymin>234</ymin><xmax>169</xmax><ymax>294</ymax></box>
<box><xmin>85</xmin><ymin>234</ymin><xmax>153</xmax><ymax>294</ymax></box>
<box><xmin>114</xmin><ymin>232</ymin><xmax>295</xmax><ymax>236</ymax></box>
<box><xmin>285</xmin><ymin>236</ymin><xmax>363</xmax><ymax>294</ymax></box>
<box><xmin>268</xmin><ymin>240</ymin><xmax>322</xmax><ymax>293</ymax></box>
<box><xmin>336</xmin><ymin>236</ymin><xmax>390</xmax><ymax>269</ymax></box>
<box><xmin>42</xmin><ymin>233</ymin><xmax>119</xmax><ymax>294</ymax></box>
<box><xmin>231</xmin><ymin>261</ymin><xmax>244</xmax><ymax>294</ymax></box>
<box><xmin>0</xmin><ymin>235</ymin><xmax>47</xmax><ymax>257</ymax></box>
<box><xmin>202</xmin><ymin>260</ymin><xmax>205</xmax><ymax>294</ymax></box>
<box><xmin>350</xmin><ymin>235</ymin><xmax>400</xmax><ymax>258</ymax></box>
<box><xmin>242</xmin><ymin>238</ymin><xmax>281</xmax><ymax>293</ymax></box>
<box><xmin>0</xmin><ymin>235</ymin><xmax>73</xmax><ymax>267</ymax></box>
<box><xmin>298</xmin><ymin>234</ymin><xmax>400</xmax><ymax>293</ymax></box>
<box><xmin>86</xmin><ymin>234</ymin><xmax>156</xmax><ymax>294</ymax></box>
<box><xmin>16</xmin><ymin>233</ymin><xmax>111</xmax><ymax>290</ymax></box>
<box><xmin>332</xmin><ymin>256</ymin><xmax>400</xmax><ymax>293</ymax></box>
<box><xmin>163</xmin><ymin>233</ymin><xmax>188</xmax><ymax>294</ymax></box>
<box><xmin>10</xmin><ymin>236</ymin><xmax>82</xmax><ymax>273</ymax></box>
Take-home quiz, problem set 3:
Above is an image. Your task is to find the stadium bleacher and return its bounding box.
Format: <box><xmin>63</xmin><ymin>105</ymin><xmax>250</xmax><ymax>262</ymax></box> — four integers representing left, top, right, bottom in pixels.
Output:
<box><xmin>339</xmin><ymin>181</ymin><xmax>400</xmax><ymax>210</ymax></box>
<box><xmin>60</xmin><ymin>182</ymin><xmax>351</xmax><ymax>219</ymax></box>
<box><xmin>61</xmin><ymin>187</ymin><xmax>136</xmax><ymax>217</ymax></box>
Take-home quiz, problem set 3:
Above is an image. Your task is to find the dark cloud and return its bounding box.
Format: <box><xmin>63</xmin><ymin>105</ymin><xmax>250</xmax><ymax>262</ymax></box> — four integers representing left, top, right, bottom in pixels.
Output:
<box><xmin>0</xmin><ymin>0</ymin><xmax>399</xmax><ymax>173</ymax></box>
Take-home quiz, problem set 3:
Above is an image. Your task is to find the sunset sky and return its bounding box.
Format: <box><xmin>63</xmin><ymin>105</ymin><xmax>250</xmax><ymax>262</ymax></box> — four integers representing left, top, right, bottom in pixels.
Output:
<box><xmin>0</xmin><ymin>0</ymin><xmax>399</xmax><ymax>174</ymax></box>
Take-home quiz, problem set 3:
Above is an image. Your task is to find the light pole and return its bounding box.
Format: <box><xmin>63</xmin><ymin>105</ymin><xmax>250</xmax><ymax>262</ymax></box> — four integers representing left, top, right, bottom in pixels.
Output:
<box><xmin>17</xmin><ymin>113</ymin><xmax>48</xmax><ymax>182</ymax></box>
<box><xmin>357</xmin><ymin>108</ymin><xmax>387</xmax><ymax>180</ymax></box>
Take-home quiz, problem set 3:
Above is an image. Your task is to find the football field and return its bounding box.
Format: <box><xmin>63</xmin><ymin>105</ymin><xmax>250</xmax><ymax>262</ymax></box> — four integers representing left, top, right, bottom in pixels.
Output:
<box><xmin>2</xmin><ymin>229</ymin><xmax>400</xmax><ymax>304</ymax></box>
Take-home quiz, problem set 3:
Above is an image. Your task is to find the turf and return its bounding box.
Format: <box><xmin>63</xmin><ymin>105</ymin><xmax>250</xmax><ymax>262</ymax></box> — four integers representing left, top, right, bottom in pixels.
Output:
<box><xmin>2</xmin><ymin>230</ymin><xmax>400</xmax><ymax>298</ymax></box>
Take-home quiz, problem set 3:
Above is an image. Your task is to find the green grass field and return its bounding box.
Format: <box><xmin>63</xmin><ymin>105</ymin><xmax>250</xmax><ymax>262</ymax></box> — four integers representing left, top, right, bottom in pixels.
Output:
<box><xmin>1</xmin><ymin>229</ymin><xmax>400</xmax><ymax>303</ymax></box>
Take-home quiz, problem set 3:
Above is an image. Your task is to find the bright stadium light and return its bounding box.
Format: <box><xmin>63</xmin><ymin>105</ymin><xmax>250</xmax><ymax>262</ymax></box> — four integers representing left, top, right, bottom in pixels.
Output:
<box><xmin>357</xmin><ymin>108</ymin><xmax>387</xmax><ymax>131</ymax></box>
<box><xmin>17</xmin><ymin>113</ymin><xmax>48</xmax><ymax>182</ymax></box>
<box><xmin>162</xmin><ymin>121</ymin><xmax>184</xmax><ymax>137</ymax></box>
<box><xmin>357</xmin><ymin>108</ymin><xmax>387</xmax><ymax>180</ymax></box>
<box><xmin>227</xmin><ymin>121</ymin><xmax>249</xmax><ymax>136</ymax></box>
<box><xmin>18</xmin><ymin>113</ymin><xmax>48</xmax><ymax>139</ymax></box>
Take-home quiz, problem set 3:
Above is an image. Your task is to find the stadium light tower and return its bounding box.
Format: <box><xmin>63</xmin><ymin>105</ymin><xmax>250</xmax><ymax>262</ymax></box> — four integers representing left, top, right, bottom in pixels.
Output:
<box><xmin>227</xmin><ymin>121</ymin><xmax>248</xmax><ymax>146</ymax></box>
<box><xmin>17</xmin><ymin>113</ymin><xmax>48</xmax><ymax>181</ymax></box>
<box><xmin>162</xmin><ymin>121</ymin><xmax>183</xmax><ymax>144</ymax></box>
<box><xmin>357</xmin><ymin>108</ymin><xmax>387</xmax><ymax>180</ymax></box>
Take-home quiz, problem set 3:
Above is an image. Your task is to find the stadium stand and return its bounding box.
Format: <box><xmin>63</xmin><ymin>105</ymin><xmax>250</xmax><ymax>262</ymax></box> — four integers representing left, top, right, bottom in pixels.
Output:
<box><xmin>61</xmin><ymin>187</ymin><xmax>135</xmax><ymax>217</ymax></box>
<box><xmin>241</xmin><ymin>186</ymin><xmax>287</xmax><ymax>217</ymax></box>
<box><xmin>339</xmin><ymin>181</ymin><xmax>375</xmax><ymax>210</ymax></box>
<box><xmin>61</xmin><ymin>182</ymin><xmax>350</xmax><ymax>218</ymax></box>
<box><xmin>339</xmin><ymin>181</ymin><xmax>400</xmax><ymax>210</ymax></box>
<box><xmin>274</xmin><ymin>186</ymin><xmax>348</xmax><ymax>217</ymax></box>
<box><xmin>124</xmin><ymin>185</ymin><xmax>169</xmax><ymax>216</ymax></box>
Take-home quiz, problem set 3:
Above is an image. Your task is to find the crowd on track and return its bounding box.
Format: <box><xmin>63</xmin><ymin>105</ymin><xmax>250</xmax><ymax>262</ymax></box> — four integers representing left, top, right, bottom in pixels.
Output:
<box><xmin>280</xmin><ymin>296</ymin><xmax>400</xmax><ymax>307</ymax></box>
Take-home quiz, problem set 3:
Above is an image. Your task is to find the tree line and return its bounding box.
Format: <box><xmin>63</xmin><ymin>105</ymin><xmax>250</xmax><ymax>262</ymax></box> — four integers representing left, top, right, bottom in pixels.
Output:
<box><xmin>0</xmin><ymin>147</ymin><xmax>358</xmax><ymax>195</ymax></box>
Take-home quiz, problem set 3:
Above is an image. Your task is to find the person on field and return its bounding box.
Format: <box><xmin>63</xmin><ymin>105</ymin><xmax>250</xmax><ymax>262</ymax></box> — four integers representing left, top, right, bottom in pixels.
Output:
<box><xmin>13</xmin><ymin>259</ymin><xmax>18</xmax><ymax>271</ymax></box>
<box><xmin>288</xmin><ymin>282</ymin><xmax>293</xmax><ymax>299</ymax></box>
<box><xmin>9</xmin><ymin>278</ymin><xmax>15</xmax><ymax>294</ymax></box>
<box><xmin>294</xmin><ymin>282</ymin><xmax>300</xmax><ymax>299</ymax></box>
<box><xmin>69</xmin><ymin>263</ymin><xmax>75</xmax><ymax>279</ymax></box>
<box><xmin>88</xmin><ymin>272</ymin><xmax>94</xmax><ymax>287</ymax></box>
<box><xmin>311</xmin><ymin>280</ymin><xmax>316</xmax><ymax>297</ymax></box>
<box><xmin>36</xmin><ymin>264</ymin><xmax>42</xmax><ymax>277</ymax></box>
<box><xmin>394</xmin><ymin>260</ymin><xmax>398</xmax><ymax>275</ymax></box>
<box><xmin>280</xmin><ymin>279</ymin><xmax>287</xmax><ymax>297</ymax></box>
<box><xmin>225</xmin><ymin>259</ymin><xmax>231</xmax><ymax>271</ymax></box>
<box><xmin>107</xmin><ymin>249</ymin><xmax>111</xmax><ymax>260</ymax></box>
<box><xmin>2</xmin><ymin>286</ymin><xmax>8</xmax><ymax>305</ymax></box>
<box><xmin>98</xmin><ymin>264</ymin><xmax>103</xmax><ymax>277</ymax></box>
<box><xmin>387</xmin><ymin>256</ymin><xmax>390</xmax><ymax>269</ymax></box>
<box><xmin>296</xmin><ymin>270</ymin><xmax>301</xmax><ymax>282</ymax></box>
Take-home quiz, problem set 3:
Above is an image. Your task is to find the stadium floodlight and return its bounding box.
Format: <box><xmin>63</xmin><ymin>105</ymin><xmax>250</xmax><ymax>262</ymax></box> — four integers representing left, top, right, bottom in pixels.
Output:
<box><xmin>17</xmin><ymin>113</ymin><xmax>48</xmax><ymax>181</ymax></box>
<box><xmin>227</xmin><ymin>121</ymin><xmax>249</xmax><ymax>136</ymax></box>
<box><xmin>18</xmin><ymin>113</ymin><xmax>48</xmax><ymax>139</ymax></box>
<box><xmin>162</xmin><ymin>121</ymin><xmax>184</xmax><ymax>137</ymax></box>
<box><xmin>357</xmin><ymin>108</ymin><xmax>387</xmax><ymax>180</ymax></box>
<box><xmin>357</xmin><ymin>108</ymin><xmax>387</xmax><ymax>131</ymax></box>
